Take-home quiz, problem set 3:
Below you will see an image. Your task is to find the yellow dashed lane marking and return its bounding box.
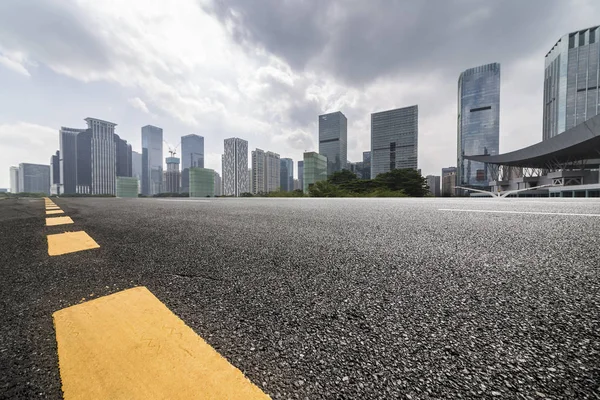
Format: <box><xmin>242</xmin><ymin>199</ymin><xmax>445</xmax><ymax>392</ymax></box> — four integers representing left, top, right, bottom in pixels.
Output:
<box><xmin>53</xmin><ymin>287</ymin><xmax>271</xmax><ymax>400</ymax></box>
<box><xmin>46</xmin><ymin>209</ymin><xmax>64</xmax><ymax>215</ymax></box>
<box><xmin>46</xmin><ymin>216</ymin><xmax>74</xmax><ymax>226</ymax></box>
<box><xmin>46</xmin><ymin>205</ymin><xmax>61</xmax><ymax>210</ymax></box>
<box><xmin>47</xmin><ymin>231</ymin><xmax>100</xmax><ymax>256</ymax></box>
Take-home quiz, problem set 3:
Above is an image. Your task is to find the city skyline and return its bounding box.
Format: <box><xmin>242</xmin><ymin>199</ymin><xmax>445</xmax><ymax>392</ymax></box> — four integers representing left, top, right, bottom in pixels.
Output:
<box><xmin>1</xmin><ymin>2</ymin><xmax>599</xmax><ymax>189</ymax></box>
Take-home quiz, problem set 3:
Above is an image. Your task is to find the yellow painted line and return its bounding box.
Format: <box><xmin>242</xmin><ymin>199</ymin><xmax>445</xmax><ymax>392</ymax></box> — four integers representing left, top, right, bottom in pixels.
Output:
<box><xmin>46</xmin><ymin>216</ymin><xmax>74</xmax><ymax>226</ymax></box>
<box><xmin>47</xmin><ymin>231</ymin><xmax>100</xmax><ymax>256</ymax></box>
<box><xmin>53</xmin><ymin>287</ymin><xmax>270</xmax><ymax>400</ymax></box>
<box><xmin>46</xmin><ymin>209</ymin><xmax>64</xmax><ymax>215</ymax></box>
<box><xmin>46</xmin><ymin>205</ymin><xmax>61</xmax><ymax>210</ymax></box>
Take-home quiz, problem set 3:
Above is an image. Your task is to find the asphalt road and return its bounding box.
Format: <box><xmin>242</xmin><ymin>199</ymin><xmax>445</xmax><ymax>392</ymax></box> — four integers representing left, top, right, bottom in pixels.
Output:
<box><xmin>1</xmin><ymin>197</ymin><xmax>599</xmax><ymax>399</ymax></box>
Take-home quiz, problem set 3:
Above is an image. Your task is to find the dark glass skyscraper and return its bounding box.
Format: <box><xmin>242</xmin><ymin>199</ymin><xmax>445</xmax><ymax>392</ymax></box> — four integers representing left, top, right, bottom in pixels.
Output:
<box><xmin>280</xmin><ymin>158</ymin><xmax>293</xmax><ymax>192</ymax></box>
<box><xmin>457</xmin><ymin>63</ymin><xmax>500</xmax><ymax>188</ymax></box>
<box><xmin>180</xmin><ymin>134</ymin><xmax>204</xmax><ymax>193</ymax></box>
<box><xmin>543</xmin><ymin>26</ymin><xmax>600</xmax><ymax>140</ymax></box>
<box><xmin>141</xmin><ymin>125</ymin><xmax>163</xmax><ymax>196</ymax></box>
<box><xmin>319</xmin><ymin>111</ymin><xmax>347</xmax><ymax>176</ymax></box>
<box><xmin>297</xmin><ymin>161</ymin><xmax>303</xmax><ymax>191</ymax></box>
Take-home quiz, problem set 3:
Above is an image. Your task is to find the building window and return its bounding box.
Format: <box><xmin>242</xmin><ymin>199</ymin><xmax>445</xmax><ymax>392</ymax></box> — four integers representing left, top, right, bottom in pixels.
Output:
<box><xmin>569</xmin><ymin>34</ymin><xmax>576</xmax><ymax>49</ymax></box>
<box><xmin>579</xmin><ymin>31</ymin><xmax>585</xmax><ymax>46</ymax></box>
<box><xmin>591</xmin><ymin>29</ymin><xmax>596</xmax><ymax>44</ymax></box>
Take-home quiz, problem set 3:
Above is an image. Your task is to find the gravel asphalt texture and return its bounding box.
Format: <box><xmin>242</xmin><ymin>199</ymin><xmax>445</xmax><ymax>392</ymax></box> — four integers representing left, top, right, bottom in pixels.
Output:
<box><xmin>1</xmin><ymin>197</ymin><xmax>599</xmax><ymax>399</ymax></box>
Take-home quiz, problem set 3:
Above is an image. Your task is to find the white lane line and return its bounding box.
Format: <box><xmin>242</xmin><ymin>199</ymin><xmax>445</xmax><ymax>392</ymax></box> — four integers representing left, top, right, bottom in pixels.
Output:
<box><xmin>152</xmin><ymin>199</ymin><xmax>211</xmax><ymax>203</ymax></box>
<box><xmin>438</xmin><ymin>209</ymin><xmax>600</xmax><ymax>217</ymax></box>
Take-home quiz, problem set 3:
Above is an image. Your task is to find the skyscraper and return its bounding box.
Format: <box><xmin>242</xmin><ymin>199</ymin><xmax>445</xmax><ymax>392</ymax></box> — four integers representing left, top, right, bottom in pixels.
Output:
<box><xmin>115</xmin><ymin>134</ymin><xmax>132</xmax><ymax>178</ymax></box>
<box><xmin>214</xmin><ymin>171</ymin><xmax>222</xmax><ymax>196</ymax></box>
<box><xmin>543</xmin><ymin>26</ymin><xmax>600</xmax><ymax>140</ymax></box>
<box><xmin>319</xmin><ymin>111</ymin><xmax>347</xmax><ymax>176</ymax></box>
<box><xmin>86</xmin><ymin>118</ymin><xmax>118</xmax><ymax>195</ymax></box>
<box><xmin>181</xmin><ymin>134</ymin><xmax>204</xmax><ymax>193</ymax></box>
<box><xmin>223</xmin><ymin>137</ymin><xmax>249</xmax><ymax>196</ymax></box>
<box><xmin>265</xmin><ymin>151</ymin><xmax>281</xmax><ymax>193</ymax></box>
<box><xmin>280</xmin><ymin>158</ymin><xmax>294</xmax><ymax>192</ymax></box>
<box><xmin>9</xmin><ymin>166</ymin><xmax>19</xmax><ymax>193</ymax></box>
<box><xmin>297</xmin><ymin>161</ymin><xmax>304</xmax><ymax>191</ymax></box>
<box><xmin>426</xmin><ymin>175</ymin><xmax>441</xmax><ymax>197</ymax></box>
<box><xmin>189</xmin><ymin>168</ymin><xmax>214</xmax><ymax>197</ymax></box>
<box><xmin>441</xmin><ymin>166</ymin><xmax>457</xmax><ymax>197</ymax></box>
<box><xmin>59</xmin><ymin>127</ymin><xmax>85</xmax><ymax>194</ymax></box>
<box><xmin>131</xmin><ymin>150</ymin><xmax>142</xmax><ymax>193</ymax></box>
<box><xmin>457</xmin><ymin>63</ymin><xmax>500</xmax><ymax>189</ymax></box>
<box><xmin>303</xmin><ymin>152</ymin><xmax>327</xmax><ymax>193</ymax></box>
<box><xmin>362</xmin><ymin>151</ymin><xmax>371</xmax><ymax>179</ymax></box>
<box><xmin>142</xmin><ymin>125</ymin><xmax>163</xmax><ymax>196</ymax></box>
<box><xmin>165</xmin><ymin>157</ymin><xmax>181</xmax><ymax>193</ymax></box>
<box><xmin>18</xmin><ymin>163</ymin><xmax>50</xmax><ymax>194</ymax></box>
<box><xmin>251</xmin><ymin>149</ymin><xmax>265</xmax><ymax>194</ymax></box>
<box><xmin>371</xmin><ymin>105</ymin><xmax>418</xmax><ymax>178</ymax></box>
<box><xmin>51</xmin><ymin>150</ymin><xmax>60</xmax><ymax>195</ymax></box>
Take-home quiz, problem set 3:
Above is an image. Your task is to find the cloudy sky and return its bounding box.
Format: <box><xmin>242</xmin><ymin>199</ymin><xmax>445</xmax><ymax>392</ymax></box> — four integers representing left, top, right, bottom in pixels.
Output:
<box><xmin>0</xmin><ymin>0</ymin><xmax>598</xmax><ymax>188</ymax></box>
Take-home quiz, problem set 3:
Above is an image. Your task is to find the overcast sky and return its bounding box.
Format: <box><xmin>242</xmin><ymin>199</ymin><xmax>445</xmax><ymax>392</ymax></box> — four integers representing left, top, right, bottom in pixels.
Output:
<box><xmin>0</xmin><ymin>0</ymin><xmax>599</xmax><ymax>188</ymax></box>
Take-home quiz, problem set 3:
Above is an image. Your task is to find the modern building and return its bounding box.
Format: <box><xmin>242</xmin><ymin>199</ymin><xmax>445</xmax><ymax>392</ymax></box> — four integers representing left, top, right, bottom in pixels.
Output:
<box><xmin>442</xmin><ymin>167</ymin><xmax>457</xmax><ymax>197</ymax></box>
<box><xmin>319</xmin><ymin>111</ymin><xmax>347</xmax><ymax>176</ymax></box>
<box><xmin>251</xmin><ymin>149</ymin><xmax>265</xmax><ymax>194</ymax></box>
<box><xmin>50</xmin><ymin>150</ymin><xmax>60</xmax><ymax>195</ymax></box>
<box><xmin>303</xmin><ymin>152</ymin><xmax>327</xmax><ymax>193</ymax></box>
<box><xmin>131</xmin><ymin>151</ymin><xmax>142</xmax><ymax>194</ymax></box>
<box><xmin>223</xmin><ymin>137</ymin><xmax>249</xmax><ymax>197</ymax></box>
<box><xmin>293</xmin><ymin>179</ymin><xmax>301</xmax><ymax>191</ymax></box>
<box><xmin>18</xmin><ymin>163</ymin><xmax>50</xmax><ymax>194</ymax></box>
<box><xmin>116</xmin><ymin>177</ymin><xmax>139</xmax><ymax>198</ymax></box>
<box><xmin>251</xmin><ymin>149</ymin><xmax>280</xmax><ymax>193</ymax></box>
<box><xmin>141</xmin><ymin>125</ymin><xmax>163</xmax><ymax>196</ymax></box>
<box><xmin>84</xmin><ymin>118</ymin><xmax>118</xmax><ymax>195</ymax></box>
<box><xmin>457</xmin><ymin>63</ymin><xmax>500</xmax><ymax>190</ymax></box>
<box><xmin>426</xmin><ymin>175</ymin><xmax>441</xmax><ymax>197</ymax></box>
<box><xmin>362</xmin><ymin>151</ymin><xmax>371</xmax><ymax>179</ymax></box>
<box><xmin>280</xmin><ymin>158</ymin><xmax>294</xmax><ymax>192</ymax></box>
<box><xmin>0</xmin><ymin>189</ymin><xmax>7</xmax><ymax>193</ymax></box>
<box><xmin>297</xmin><ymin>160</ymin><xmax>304</xmax><ymax>191</ymax></box>
<box><xmin>59</xmin><ymin>127</ymin><xmax>85</xmax><ymax>194</ymax></box>
<box><xmin>189</xmin><ymin>168</ymin><xmax>215</xmax><ymax>197</ymax></box>
<box><xmin>9</xmin><ymin>166</ymin><xmax>19</xmax><ymax>193</ymax></box>
<box><xmin>165</xmin><ymin>157</ymin><xmax>181</xmax><ymax>193</ymax></box>
<box><xmin>181</xmin><ymin>134</ymin><xmax>204</xmax><ymax>193</ymax></box>
<box><xmin>115</xmin><ymin>134</ymin><xmax>132</xmax><ymax>178</ymax></box>
<box><xmin>543</xmin><ymin>26</ymin><xmax>600</xmax><ymax>141</ymax></box>
<box><xmin>214</xmin><ymin>171</ymin><xmax>222</xmax><ymax>196</ymax></box>
<box><xmin>265</xmin><ymin>151</ymin><xmax>280</xmax><ymax>193</ymax></box>
<box><xmin>371</xmin><ymin>105</ymin><xmax>419</xmax><ymax>178</ymax></box>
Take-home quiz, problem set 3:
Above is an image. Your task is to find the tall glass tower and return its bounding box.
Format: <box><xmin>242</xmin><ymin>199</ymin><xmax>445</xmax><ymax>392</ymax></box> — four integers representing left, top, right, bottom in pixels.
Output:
<box><xmin>543</xmin><ymin>26</ymin><xmax>600</xmax><ymax>141</ymax></box>
<box><xmin>141</xmin><ymin>125</ymin><xmax>163</xmax><ymax>196</ymax></box>
<box><xmin>318</xmin><ymin>111</ymin><xmax>347</xmax><ymax>176</ymax></box>
<box><xmin>457</xmin><ymin>63</ymin><xmax>500</xmax><ymax>189</ymax></box>
<box><xmin>180</xmin><ymin>134</ymin><xmax>204</xmax><ymax>193</ymax></box>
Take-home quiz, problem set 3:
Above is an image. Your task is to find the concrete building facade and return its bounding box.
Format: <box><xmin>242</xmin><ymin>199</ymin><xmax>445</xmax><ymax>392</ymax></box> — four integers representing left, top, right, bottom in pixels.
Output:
<box><xmin>18</xmin><ymin>163</ymin><xmax>50</xmax><ymax>194</ymax></box>
<box><xmin>223</xmin><ymin>138</ymin><xmax>249</xmax><ymax>197</ymax></box>
<box><xmin>165</xmin><ymin>157</ymin><xmax>181</xmax><ymax>193</ymax></box>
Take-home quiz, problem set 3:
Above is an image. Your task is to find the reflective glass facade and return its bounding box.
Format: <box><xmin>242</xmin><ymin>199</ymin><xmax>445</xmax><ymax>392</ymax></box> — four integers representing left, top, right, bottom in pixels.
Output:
<box><xmin>18</xmin><ymin>163</ymin><xmax>50</xmax><ymax>194</ymax></box>
<box><xmin>371</xmin><ymin>106</ymin><xmax>418</xmax><ymax>178</ymax></box>
<box><xmin>280</xmin><ymin>158</ymin><xmax>294</xmax><ymax>192</ymax></box>
<box><xmin>362</xmin><ymin>151</ymin><xmax>371</xmax><ymax>179</ymax></box>
<box><xmin>116</xmin><ymin>177</ymin><xmax>139</xmax><ymax>198</ymax></box>
<box><xmin>303</xmin><ymin>152</ymin><xmax>327</xmax><ymax>193</ymax></box>
<box><xmin>190</xmin><ymin>168</ymin><xmax>215</xmax><ymax>197</ymax></box>
<box><xmin>319</xmin><ymin>111</ymin><xmax>347</xmax><ymax>176</ymax></box>
<box><xmin>543</xmin><ymin>26</ymin><xmax>600</xmax><ymax>140</ymax></box>
<box><xmin>181</xmin><ymin>134</ymin><xmax>204</xmax><ymax>193</ymax></box>
<box><xmin>141</xmin><ymin>125</ymin><xmax>163</xmax><ymax>196</ymax></box>
<box><xmin>457</xmin><ymin>63</ymin><xmax>500</xmax><ymax>188</ymax></box>
<box><xmin>297</xmin><ymin>161</ymin><xmax>304</xmax><ymax>191</ymax></box>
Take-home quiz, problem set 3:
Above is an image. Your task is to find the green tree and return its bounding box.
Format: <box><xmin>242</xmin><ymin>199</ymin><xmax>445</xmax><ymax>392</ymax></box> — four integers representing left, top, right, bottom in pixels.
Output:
<box><xmin>373</xmin><ymin>169</ymin><xmax>428</xmax><ymax>197</ymax></box>
<box><xmin>327</xmin><ymin>169</ymin><xmax>358</xmax><ymax>185</ymax></box>
<box><xmin>308</xmin><ymin>180</ymin><xmax>347</xmax><ymax>197</ymax></box>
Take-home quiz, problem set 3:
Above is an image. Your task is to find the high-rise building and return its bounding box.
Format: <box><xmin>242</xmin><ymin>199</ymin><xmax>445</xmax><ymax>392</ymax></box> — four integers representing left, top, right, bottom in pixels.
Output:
<box><xmin>9</xmin><ymin>166</ymin><xmax>19</xmax><ymax>193</ymax></box>
<box><xmin>131</xmin><ymin>151</ymin><xmax>142</xmax><ymax>194</ymax></box>
<box><xmin>141</xmin><ymin>125</ymin><xmax>163</xmax><ymax>196</ymax></box>
<box><xmin>362</xmin><ymin>151</ymin><xmax>371</xmax><ymax>179</ymax></box>
<box><xmin>280</xmin><ymin>158</ymin><xmax>294</xmax><ymax>192</ymax></box>
<box><xmin>84</xmin><ymin>118</ymin><xmax>119</xmax><ymax>195</ymax></box>
<box><xmin>441</xmin><ymin>167</ymin><xmax>457</xmax><ymax>197</ymax></box>
<box><xmin>319</xmin><ymin>111</ymin><xmax>347</xmax><ymax>176</ymax></box>
<box><xmin>371</xmin><ymin>105</ymin><xmax>418</xmax><ymax>178</ymax></box>
<box><xmin>115</xmin><ymin>134</ymin><xmax>132</xmax><ymax>178</ymax></box>
<box><xmin>165</xmin><ymin>157</ymin><xmax>181</xmax><ymax>193</ymax></box>
<box><xmin>426</xmin><ymin>175</ymin><xmax>441</xmax><ymax>197</ymax></box>
<box><xmin>18</xmin><ymin>163</ymin><xmax>50</xmax><ymax>194</ymax></box>
<box><xmin>59</xmin><ymin>127</ymin><xmax>85</xmax><ymax>194</ymax></box>
<box><xmin>457</xmin><ymin>63</ymin><xmax>500</xmax><ymax>189</ymax></box>
<box><xmin>251</xmin><ymin>149</ymin><xmax>265</xmax><ymax>194</ymax></box>
<box><xmin>297</xmin><ymin>160</ymin><xmax>304</xmax><ymax>191</ymax></box>
<box><xmin>189</xmin><ymin>168</ymin><xmax>215</xmax><ymax>197</ymax></box>
<box><xmin>265</xmin><ymin>151</ymin><xmax>280</xmax><ymax>193</ymax></box>
<box><xmin>214</xmin><ymin>171</ymin><xmax>222</xmax><ymax>196</ymax></box>
<box><xmin>116</xmin><ymin>177</ymin><xmax>139</xmax><ymax>198</ymax></box>
<box><xmin>50</xmin><ymin>150</ymin><xmax>60</xmax><ymax>195</ymax></box>
<box><xmin>223</xmin><ymin>138</ymin><xmax>249</xmax><ymax>197</ymax></box>
<box><xmin>303</xmin><ymin>152</ymin><xmax>327</xmax><ymax>193</ymax></box>
<box><xmin>181</xmin><ymin>134</ymin><xmax>204</xmax><ymax>193</ymax></box>
<box><xmin>543</xmin><ymin>26</ymin><xmax>600</xmax><ymax>141</ymax></box>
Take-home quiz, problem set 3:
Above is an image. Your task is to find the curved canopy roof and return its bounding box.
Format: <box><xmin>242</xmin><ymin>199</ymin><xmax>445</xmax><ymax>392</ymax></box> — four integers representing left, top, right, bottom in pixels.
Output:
<box><xmin>465</xmin><ymin>114</ymin><xmax>600</xmax><ymax>168</ymax></box>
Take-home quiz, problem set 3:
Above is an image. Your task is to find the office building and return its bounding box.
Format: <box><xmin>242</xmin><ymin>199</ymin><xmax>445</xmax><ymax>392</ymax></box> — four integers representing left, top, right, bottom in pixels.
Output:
<box><xmin>543</xmin><ymin>26</ymin><xmax>600</xmax><ymax>141</ymax></box>
<box><xmin>189</xmin><ymin>168</ymin><xmax>215</xmax><ymax>197</ymax></box>
<box><xmin>251</xmin><ymin>149</ymin><xmax>265</xmax><ymax>194</ymax></box>
<box><xmin>303</xmin><ymin>152</ymin><xmax>327</xmax><ymax>193</ymax></box>
<box><xmin>83</xmin><ymin>118</ymin><xmax>118</xmax><ymax>195</ymax></box>
<box><xmin>457</xmin><ymin>63</ymin><xmax>500</xmax><ymax>189</ymax></box>
<box><xmin>18</xmin><ymin>163</ymin><xmax>50</xmax><ymax>194</ymax></box>
<box><xmin>115</xmin><ymin>134</ymin><xmax>132</xmax><ymax>178</ymax></box>
<box><xmin>280</xmin><ymin>158</ymin><xmax>294</xmax><ymax>192</ymax></box>
<box><xmin>59</xmin><ymin>127</ymin><xmax>85</xmax><ymax>194</ymax></box>
<box><xmin>319</xmin><ymin>111</ymin><xmax>347</xmax><ymax>175</ymax></box>
<box><xmin>214</xmin><ymin>171</ymin><xmax>222</xmax><ymax>196</ymax></box>
<box><xmin>181</xmin><ymin>134</ymin><xmax>204</xmax><ymax>193</ymax></box>
<box><xmin>132</xmin><ymin>151</ymin><xmax>142</xmax><ymax>194</ymax></box>
<box><xmin>293</xmin><ymin>179</ymin><xmax>301</xmax><ymax>191</ymax></box>
<box><xmin>371</xmin><ymin>105</ymin><xmax>419</xmax><ymax>178</ymax></box>
<box><xmin>297</xmin><ymin>160</ymin><xmax>304</xmax><ymax>191</ymax></box>
<box><xmin>426</xmin><ymin>175</ymin><xmax>441</xmax><ymax>197</ymax></box>
<box><xmin>223</xmin><ymin>138</ymin><xmax>249</xmax><ymax>197</ymax></box>
<box><xmin>165</xmin><ymin>157</ymin><xmax>181</xmax><ymax>193</ymax></box>
<box><xmin>50</xmin><ymin>150</ymin><xmax>60</xmax><ymax>195</ymax></box>
<box><xmin>116</xmin><ymin>177</ymin><xmax>139</xmax><ymax>198</ymax></box>
<box><xmin>9</xmin><ymin>166</ymin><xmax>19</xmax><ymax>193</ymax></box>
<box><xmin>142</xmin><ymin>125</ymin><xmax>163</xmax><ymax>196</ymax></box>
<box><xmin>251</xmin><ymin>149</ymin><xmax>280</xmax><ymax>193</ymax></box>
<box><xmin>442</xmin><ymin>167</ymin><xmax>457</xmax><ymax>197</ymax></box>
<box><xmin>265</xmin><ymin>151</ymin><xmax>280</xmax><ymax>192</ymax></box>
<box><xmin>362</xmin><ymin>151</ymin><xmax>371</xmax><ymax>179</ymax></box>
